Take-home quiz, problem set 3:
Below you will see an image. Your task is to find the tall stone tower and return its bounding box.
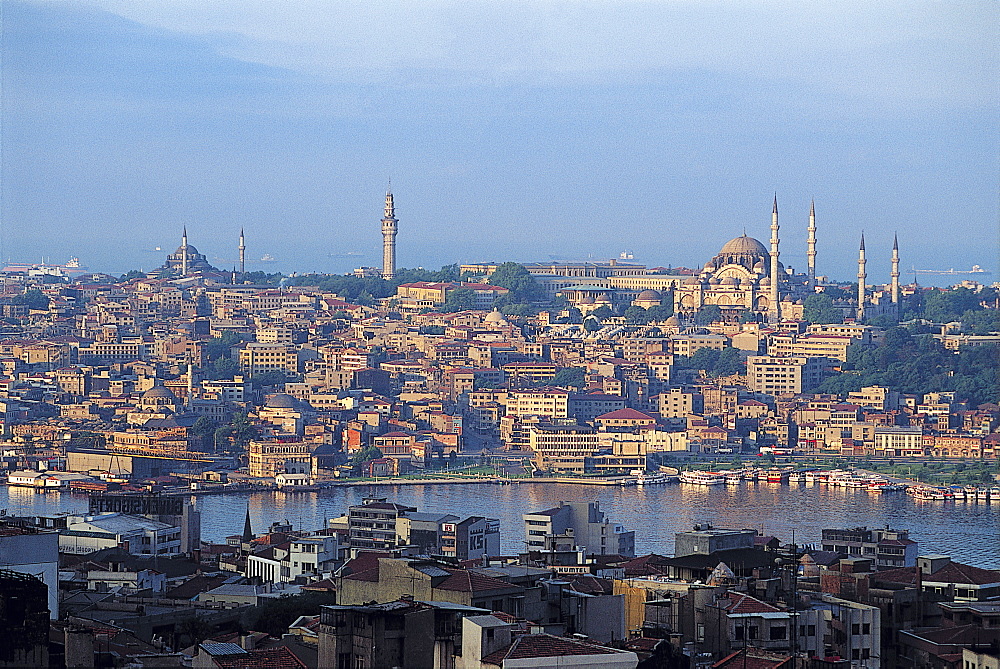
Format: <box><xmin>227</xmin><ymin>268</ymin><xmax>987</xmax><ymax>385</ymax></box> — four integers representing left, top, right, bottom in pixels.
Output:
<box><xmin>769</xmin><ymin>195</ymin><xmax>781</xmax><ymax>322</ymax></box>
<box><xmin>239</xmin><ymin>228</ymin><xmax>246</xmax><ymax>276</ymax></box>
<box><xmin>381</xmin><ymin>188</ymin><xmax>398</xmax><ymax>281</ymax></box>
<box><xmin>807</xmin><ymin>199</ymin><xmax>817</xmax><ymax>290</ymax></box>
<box><xmin>181</xmin><ymin>227</ymin><xmax>189</xmax><ymax>277</ymax></box>
<box><xmin>891</xmin><ymin>233</ymin><xmax>900</xmax><ymax>305</ymax></box>
<box><xmin>857</xmin><ymin>233</ymin><xmax>867</xmax><ymax>321</ymax></box>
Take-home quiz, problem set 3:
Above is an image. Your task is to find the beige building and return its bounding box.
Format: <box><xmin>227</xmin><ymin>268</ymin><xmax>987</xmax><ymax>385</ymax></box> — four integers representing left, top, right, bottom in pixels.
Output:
<box><xmin>746</xmin><ymin>355</ymin><xmax>832</xmax><ymax>395</ymax></box>
<box><xmin>239</xmin><ymin>342</ymin><xmax>299</xmax><ymax>375</ymax></box>
<box><xmin>247</xmin><ymin>438</ymin><xmax>314</xmax><ymax>478</ymax></box>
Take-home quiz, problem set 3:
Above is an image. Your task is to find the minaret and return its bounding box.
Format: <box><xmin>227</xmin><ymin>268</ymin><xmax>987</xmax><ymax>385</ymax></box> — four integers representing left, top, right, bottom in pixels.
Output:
<box><xmin>186</xmin><ymin>353</ymin><xmax>195</xmax><ymax>408</ymax></box>
<box><xmin>239</xmin><ymin>228</ymin><xmax>246</xmax><ymax>276</ymax></box>
<box><xmin>769</xmin><ymin>195</ymin><xmax>781</xmax><ymax>321</ymax></box>
<box><xmin>381</xmin><ymin>187</ymin><xmax>398</xmax><ymax>280</ymax></box>
<box><xmin>857</xmin><ymin>233</ymin><xmax>867</xmax><ymax>321</ymax></box>
<box><xmin>891</xmin><ymin>233</ymin><xmax>900</xmax><ymax>305</ymax></box>
<box><xmin>807</xmin><ymin>199</ymin><xmax>817</xmax><ymax>290</ymax></box>
<box><xmin>181</xmin><ymin>227</ymin><xmax>189</xmax><ymax>277</ymax></box>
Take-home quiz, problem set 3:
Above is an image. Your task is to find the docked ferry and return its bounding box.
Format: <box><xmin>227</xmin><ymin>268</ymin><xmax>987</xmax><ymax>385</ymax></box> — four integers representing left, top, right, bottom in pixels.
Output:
<box><xmin>678</xmin><ymin>471</ymin><xmax>726</xmax><ymax>485</ymax></box>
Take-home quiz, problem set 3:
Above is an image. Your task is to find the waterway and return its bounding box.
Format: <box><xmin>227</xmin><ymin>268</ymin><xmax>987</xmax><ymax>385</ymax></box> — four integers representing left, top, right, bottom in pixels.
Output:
<box><xmin>4</xmin><ymin>482</ymin><xmax>998</xmax><ymax>568</ymax></box>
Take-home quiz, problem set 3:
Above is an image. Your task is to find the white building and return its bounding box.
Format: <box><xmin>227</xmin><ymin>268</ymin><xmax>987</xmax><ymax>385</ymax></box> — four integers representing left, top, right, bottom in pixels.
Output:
<box><xmin>59</xmin><ymin>513</ymin><xmax>182</xmax><ymax>556</ymax></box>
<box><xmin>0</xmin><ymin>528</ymin><xmax>60</xmax><ymax>618</ymax></box>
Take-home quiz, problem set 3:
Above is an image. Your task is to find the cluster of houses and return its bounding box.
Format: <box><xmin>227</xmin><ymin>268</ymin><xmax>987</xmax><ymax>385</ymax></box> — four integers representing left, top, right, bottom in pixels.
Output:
<box><xmin>2</xmin><ymin>491</ymin><xmax>998</xmax><ymax>668</ymax></box>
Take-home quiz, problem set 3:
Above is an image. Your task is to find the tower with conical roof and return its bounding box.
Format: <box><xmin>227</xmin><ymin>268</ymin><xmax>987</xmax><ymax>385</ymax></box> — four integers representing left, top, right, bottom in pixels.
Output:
<box><xmin>769</xmin><ymin>195</ymin><xmax>781</xmax><ymax>321</ymax></box>
<box><xmin>857</xmin><ymin>233</ymin><xmax>867</xmax><ymax>321</ymax></box>
<box><xmin>181</xmin><ymin>227</ymin><xmax>189</xmax><ymax>277</ymax></box>
<box><xmin>891</xmin><ymin>233</ymin><xmax>900</xmax><ymax>306</ymax></box>
<box><xmin>242</xmin><ymin>505</ymin><xmax>254</xmax><ymax>543</ymax></box>
<box><xmin>381</xmin><ymin>187</ymin><xmax>398</xmax><ymax>280</ymax></box>
<box><xmin>239</xmin><ymin>228</ymin><xmax>246</xmax><ymax>276</ymax></box>
<box><xmin>807</xmin><ymin>199</ymin><xmax>817</xmax><ymax>290</ymax></box>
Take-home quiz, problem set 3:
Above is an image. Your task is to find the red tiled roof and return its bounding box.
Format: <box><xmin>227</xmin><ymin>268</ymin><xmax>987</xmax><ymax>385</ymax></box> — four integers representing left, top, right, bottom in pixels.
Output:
<box><xmin>718</xmin><ymin>592</ymin><xmax>780</xmax><ymax>614</ymax></box>
<box><xmin>436</xmin><ymin>569</ymin><xmax>515</xmax><ymax>593</ymax></box>
<box><xmin>481</xmin><ymin>634</ymin><xmax>622</xmax><ymax>664</ymax></box>
<box><xmin>212</xmin><ymin>646</ymin><xmax>306</xmax><ymax>668</ymax></box>
<box><xmin>595</xmin><ymin>407</ymin><xmax>657</xmax><ymax>421</ymax></box>
<box><xmin>924</xmin><ymin>562</ymin><xmax>1000</xmax><ymax>586</ymax></box>
<box><xmin>714</xmin><ymin>650</ymin><xmax>792</xmax><ymax>668</ymax></box>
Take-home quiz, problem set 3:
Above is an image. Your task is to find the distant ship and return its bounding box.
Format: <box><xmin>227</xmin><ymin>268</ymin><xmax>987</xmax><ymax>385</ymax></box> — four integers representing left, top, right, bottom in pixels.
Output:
<box><xmin>260</xmin><ymin>254</ymin><xmax>277</xmax><ymax>262</ymax></box>
<box><xmin>912</xmin><ymin>265</ymin><xmax>991</xmax><ymax>276</ymax></box>
<box><xmin>327</xmin><ymin>251</ymin><xmax>364</xmax><ymax>259</ymax></box>
<box><xmin>2</xmin><ymin>257</ymin><xmax>89</xmax><ymax>277</ymax></box>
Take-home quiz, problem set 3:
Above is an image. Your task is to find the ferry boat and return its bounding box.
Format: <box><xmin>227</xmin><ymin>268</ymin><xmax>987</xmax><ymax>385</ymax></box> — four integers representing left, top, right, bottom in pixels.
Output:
<box><xmin>990</xmin><ymin>487</ymin><xmax>1000</xmax><ymax>502</ymax></box>
<box><xmin>788</xmin><ymin>472</ymin><xmax>806</xmax><ymax>483</ymax></box>
<box><xmin>678</xmin><ymin>471</ymin><xmax>726</xmax><ymax>485</ymax></box>
<box><xmin>725</xmin><ymin>472</ymin><xmax>743</xmax><ymax>485</ymax></box>
<box><xmin>766</xmin><ymin>470</ymin><xmax>789</xmax><ymax>483</ymax></box>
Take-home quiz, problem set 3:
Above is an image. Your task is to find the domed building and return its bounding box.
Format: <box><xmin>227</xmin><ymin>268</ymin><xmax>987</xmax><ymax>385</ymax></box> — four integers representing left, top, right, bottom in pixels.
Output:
<box><xmin>673</xmin><ymin>232</ymin><xmax>789</xmax><ymax>320</ymax></box>
<box><xmin>632</xmin><ymin>289</ymin><xmax>662</xmax><ymax>309</ymax></box>
<box><xmin>149</xmin><ymin>228</ymin><xmax>223</xmax><ymax>278</ymax></box>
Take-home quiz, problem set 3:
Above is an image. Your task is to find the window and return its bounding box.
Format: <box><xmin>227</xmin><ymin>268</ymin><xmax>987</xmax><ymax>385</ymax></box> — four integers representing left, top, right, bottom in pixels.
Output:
<box><xmin>770</xmin><ymin>626</ymin><xmax>787</xmax><ymax>640</ymax></box>
<box><xmin>863</xmin><ymin>623</ymin><xmax>871</xmax><ymax>635</ymax></box>
<box><xmin>852</xmin><ymin>623</ymin><xmax>861</xmax><ymax>635</ymax></box>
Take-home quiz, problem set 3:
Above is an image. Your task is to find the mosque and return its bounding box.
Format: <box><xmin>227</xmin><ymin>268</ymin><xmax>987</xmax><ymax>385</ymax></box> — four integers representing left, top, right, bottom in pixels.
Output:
<box><xmin>672</xmin><ymin>198</ymin><xmax>901</xmax><ymax>323</ymax></box>
<box><xmin>149</xmin><ymin>228</ymin><xmax>246</xmax><ymax>280</ymax></box>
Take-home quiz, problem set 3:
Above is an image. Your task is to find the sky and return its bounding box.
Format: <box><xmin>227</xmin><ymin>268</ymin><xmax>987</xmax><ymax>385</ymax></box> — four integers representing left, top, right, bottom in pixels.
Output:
<box><xmin>1</xmin><ymin>0</ymin><xmax>997</xmax><ymax>281</ymax></box>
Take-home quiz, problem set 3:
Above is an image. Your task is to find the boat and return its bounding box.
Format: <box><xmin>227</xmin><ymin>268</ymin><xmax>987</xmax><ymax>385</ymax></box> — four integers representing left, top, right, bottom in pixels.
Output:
<box><xmin>766</xmin><ymin>470</ymin><xmax>789</xmax><ymax>483</ymax></box>
<box><xmin>788</xmin><ymin>472</ymin><xmax>806</xmax><ymax>483</ymax></box>
<box><xmin>678</xmin><ymin>471</ymin><xmax>726</xmax><ymax>485</ymax></box>
<box><xmin>990</xmin><ymin>487</ymin><xmax>1000</xmax><ymax>502</ymax></box>
<box><xmin>912</xmin><ymin>265</ymin><xmax>991</xmax><ymax>276</ymax></box>
<box><xmin>725</xmin><ymin>473</ymin><xmax>743</xmax><ymax>485</ymax></box>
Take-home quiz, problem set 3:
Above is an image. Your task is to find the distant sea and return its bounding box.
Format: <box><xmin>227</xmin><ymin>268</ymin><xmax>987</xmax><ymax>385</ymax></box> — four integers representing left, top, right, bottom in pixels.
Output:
<box><xmin>4</xmin><ymin>482</ymin><xmax>998</xmax><ymax>569</ymax></box>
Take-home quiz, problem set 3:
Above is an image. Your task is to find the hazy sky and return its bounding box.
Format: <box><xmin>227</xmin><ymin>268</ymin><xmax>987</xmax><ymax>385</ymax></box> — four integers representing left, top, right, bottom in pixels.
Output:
<box><xmin>1</xmin><ymin>0</ymin><xmax>997</xmax><ymax>280</ymax></box>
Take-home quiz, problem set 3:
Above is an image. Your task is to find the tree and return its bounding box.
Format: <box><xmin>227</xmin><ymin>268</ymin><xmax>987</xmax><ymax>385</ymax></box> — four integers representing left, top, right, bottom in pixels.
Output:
<box><xmin>695</xmin><ymin>305</ymin><xmax>722</xmax><ymax>325</ymax></box>
<box><xmin>591</xmin><ymin>305</ymin><xmax>614</xmax><ymax>320</ymax></box>
<box><xmin>583</xmin><ymin>317</ymin><xmax>602</xmax><ymax>333</ymax></box>
<box><xmin>191</xmin><ymin>416</ymin><xmax>217</xmax><ymax>450</ymax></box>
<box><xmin>441</xmin><ymin>288</ymin><xmax>476</xmax><ymax>312</ymax></box>
<box><xmin>351</xmin><ymin>445</ymin><xmax>383</xmax><ymax>470</ymax></box>
<box><xmin>550</xmin><ymin>367</ymin><xmax>586</xmax><ymax>389</ymax></box>
<box><xmin>645</xmin><ymin>303</ymin><xmax>674</xmax><ymax>322</ymax></box>
<box><xmin>13</xmin><ymin>289</ymin><xmax>49</xmax><ymax>311</ymax></box>
<box><xmin>802</xmin><ymin>294</ymin><xmax>843</xmax><ymax>324</ymax></box>
<box><xmin>713</xmin><ymin>347</ymin><xmax>745</xmax><ymax>377</ymax></box>
<box><xmin>251</xmin><ymin>370</ymin><xmax>290</xmax><ymax>389</ymax></box>
<box><xmin>119</xmin><ymin>269</ymin><xmax>145</xmax><ymax>282</ymax></box>
<box><xmin>624</xmin><ymin>305</ymin><xmax>650</xmax><ymax>325</ymax></box>
<box><xmin>487</xmin><ymin>263</ymin><xmax>542</xmax><ymax>303</ymax></box>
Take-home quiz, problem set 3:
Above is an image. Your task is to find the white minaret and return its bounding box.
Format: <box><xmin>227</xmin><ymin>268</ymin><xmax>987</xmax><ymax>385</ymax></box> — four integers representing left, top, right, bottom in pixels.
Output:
<box><xmin>381</xmin><ymin>188</ymin><xmax>398</xmax><ymax>280</ymax></box>
<box><xmin>181</xmin><ymin>226</ymin><xmax>189</xmax><ymax>277</ymax></box>
<box><xmin>239</xmin><ymin>228</ymin><xmax>246</xmax><ymax>276</ymax></box>
<box><xmin>807</xmin><ymin>199</ymin><xmax>817</xmax><ymax>290</ymax></box>
<box><xmin>891</xmin><ymin>233</ymin><xmax>900</xmax><ymax>305</ymax></box>
<box><xmin>857</xmin><ymin>233</ymin><xmax>867</xmax><ymax>321</ymax></box>
<box><xmin>769</xmin><ymin>195</ymin><xmax>781</xmax><ymax>321</ymax></box>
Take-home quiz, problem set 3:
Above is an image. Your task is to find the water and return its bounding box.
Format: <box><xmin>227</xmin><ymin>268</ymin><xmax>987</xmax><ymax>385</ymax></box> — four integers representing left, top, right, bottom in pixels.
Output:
<box><xmin>4</xmin><ymin>482</ymin><xmax>998</xmax><ymax>568</ymax></box>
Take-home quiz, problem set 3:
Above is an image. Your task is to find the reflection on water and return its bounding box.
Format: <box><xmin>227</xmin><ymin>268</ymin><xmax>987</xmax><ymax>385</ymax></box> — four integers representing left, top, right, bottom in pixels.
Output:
<box><xmin>3</xmin><ymin>483</ymin><xmax>998</xmax><ymax>568</ymax></box>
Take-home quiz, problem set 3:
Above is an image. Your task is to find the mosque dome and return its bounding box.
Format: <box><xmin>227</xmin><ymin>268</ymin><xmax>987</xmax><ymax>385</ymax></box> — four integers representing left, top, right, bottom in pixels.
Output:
<box><xmin>578</xmin><ymin>295</ymin><xmax>596</xmax><ymax>305</ymax></box>
<box><xmin>752</xmin><ymin>261</ymin><xmax>766</xmax><ymax>273</ymax></box>
<box><xmin>721</xmin><ymin>276</ymin><xmax>738</xmax><ymax>286</ymax></box>
<box><xmin>636</xmin><ymin>290</ymin><xmax>661</xmax><ymax>300</ymax></box>
<box><xmin>142</xmin><ymin>385</ymin><xmax>177</xmax><ymax>401</ymax></box>
<box><xmin>759</xmin><ymin>276</ymin><xmax>771</xmax><ymax>287</ymax></box>
<box><xmin>708</xmin><ymin>277</ymin><xmax>720</xmax><ymax>286</ymax></box>
<box><xmin>664</xmin><ymin>315</ymin><xmax>681</xmax><ymax>327</ymax></box>
<box><xmin>683</xmin><ymin>276</ymin><xmax>700</xmax><ymax>286</ymax></box>
<box><xmin>719</xmin><ymin>235</ymin><xmax>768</xmax><ymax>256</ymax></box>
<box><xmin>265</xmin><ymin>393</ymin><xmax>300</xmax><ymax>409</ymax></box>
<box><xmin>484</xmin><ymin>309</ymin><xmax>508</xmax><ymax>325</ymax></box>
<box><xmin>173</xmin><ymin>243</ymin><xmax>201</xmax><ymax>256</ymax></box>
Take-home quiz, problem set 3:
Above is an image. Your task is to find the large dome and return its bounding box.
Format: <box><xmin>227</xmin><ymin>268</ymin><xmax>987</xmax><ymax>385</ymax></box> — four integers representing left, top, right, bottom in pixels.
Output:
<box><xmin>173</xmin><ymin>243</ymin><xmax>201</xmax><ymax>256</ymax></box>
<box><xmin>719</xmin><ymin>235</ymin><xmax>768</xmax><ymax>256</ymax></box>
<box><xmin>265</xmin><ymin>393</ymin><xmax>300</xmax><ymax>409</ymax></box>
<box><xmin>142</xmin><ymin>384</ymin><xmax>177</xmax><ymax>401</ymax></box>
